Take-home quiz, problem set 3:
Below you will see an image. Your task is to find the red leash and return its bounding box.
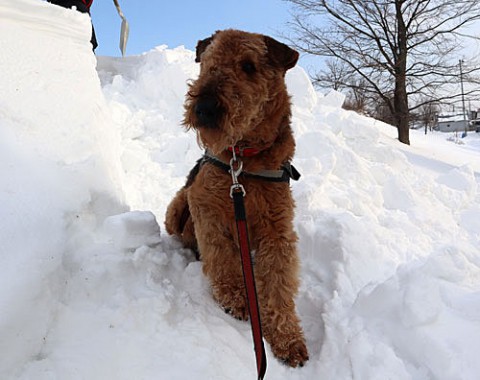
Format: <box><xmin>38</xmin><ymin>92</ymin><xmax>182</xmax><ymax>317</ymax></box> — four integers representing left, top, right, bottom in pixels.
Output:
<box><xmin>229</xmin><ymin>153</ymin><xmax>267</xmax><ymax>380</ymax></box>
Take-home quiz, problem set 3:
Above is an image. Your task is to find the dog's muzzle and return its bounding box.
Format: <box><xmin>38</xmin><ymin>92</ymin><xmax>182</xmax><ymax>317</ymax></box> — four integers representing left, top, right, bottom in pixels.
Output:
<box><xmin>194</xmin><ymin>96</ymin><xmax>221</xmax><ymax>128</ymax></box>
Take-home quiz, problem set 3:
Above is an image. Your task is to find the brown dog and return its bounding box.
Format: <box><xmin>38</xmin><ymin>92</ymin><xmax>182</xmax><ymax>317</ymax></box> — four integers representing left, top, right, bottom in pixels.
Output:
<box><xmin>165</xmin><ymin>29</ymin><xmax>308</xmax><ymax>367</ymax></box>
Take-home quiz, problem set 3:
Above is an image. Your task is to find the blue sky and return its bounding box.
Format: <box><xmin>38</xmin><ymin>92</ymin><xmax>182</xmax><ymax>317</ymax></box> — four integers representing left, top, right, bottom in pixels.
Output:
<box><xmin>90</xmin><ymin>0</ymin><xmax>295</xmax><ymax>57</ymax></box>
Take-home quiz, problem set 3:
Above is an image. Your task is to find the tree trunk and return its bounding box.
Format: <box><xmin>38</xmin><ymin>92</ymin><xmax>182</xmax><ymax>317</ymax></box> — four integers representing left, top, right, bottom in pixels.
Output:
<box><xmin>394</xmin><ymin>77</ymin><xmax>410</xmax><ymax>145</ymax></box>
<box><xmin>395</xmin><ymin>0</ymin><xmax>410</xmax><ymax>145</ymax></box>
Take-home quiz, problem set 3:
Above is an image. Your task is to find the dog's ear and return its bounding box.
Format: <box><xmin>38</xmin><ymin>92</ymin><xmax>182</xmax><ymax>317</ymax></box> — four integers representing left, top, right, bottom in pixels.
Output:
<box><xmin>195</xmin><ymin>36</ymin><xmax>213</xmax><ymax>63</ymax></box>
<box><xmin>264</xmin><ymin>36</ymin><xmax>299</xmax><ymax>71</ymax></box>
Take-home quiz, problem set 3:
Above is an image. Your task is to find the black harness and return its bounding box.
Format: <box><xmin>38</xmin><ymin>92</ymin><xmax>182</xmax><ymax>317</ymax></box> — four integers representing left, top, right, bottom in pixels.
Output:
<box><xmin>192</xmin><ymin>151</ymin><xmax>301</xmax><ymax>183</ymax></box>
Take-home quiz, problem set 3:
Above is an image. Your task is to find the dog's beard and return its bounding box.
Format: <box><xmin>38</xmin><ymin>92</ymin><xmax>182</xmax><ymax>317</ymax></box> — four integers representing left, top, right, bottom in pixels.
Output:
<box><xmin>185</xmin><ymin>86</ymin><xmax>268</xmax><ymax>154</ymax></box>
<box><xmin>195</xmin><ymin>123</ymin><xmax>243</xmax><ymax>155</ymax></box>
<box><xmin>184</xmin><ymin>106</ymin><xmax>242</xmax><ymax>155</ymax></box>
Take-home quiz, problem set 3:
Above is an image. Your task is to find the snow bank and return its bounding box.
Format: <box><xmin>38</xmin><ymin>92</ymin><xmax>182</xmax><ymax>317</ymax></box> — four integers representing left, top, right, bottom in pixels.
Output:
<box><xmin>1</xmin><ymin>0</ymin><xmax>480</xmax><ymax>379</ymax></box>
<box><xmin>0</xmin><ymin>0</ymin><xmax>126</xmax><ymax>374</ymax></box>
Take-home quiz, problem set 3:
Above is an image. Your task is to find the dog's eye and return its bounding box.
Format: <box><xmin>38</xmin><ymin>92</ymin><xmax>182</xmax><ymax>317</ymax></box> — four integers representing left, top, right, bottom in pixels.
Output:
<box><xmin>241</xmin><ymin>61</ymin><xmax>256</xmax><ymax>74</ymax></box>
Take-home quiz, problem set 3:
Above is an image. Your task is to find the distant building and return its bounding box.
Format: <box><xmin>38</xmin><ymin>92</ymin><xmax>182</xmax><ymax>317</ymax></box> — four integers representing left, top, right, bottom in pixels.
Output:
<box><xmin>436</xmin><ymin>112</ymin><xmax>473</xmax><ymax>133</ymax></box>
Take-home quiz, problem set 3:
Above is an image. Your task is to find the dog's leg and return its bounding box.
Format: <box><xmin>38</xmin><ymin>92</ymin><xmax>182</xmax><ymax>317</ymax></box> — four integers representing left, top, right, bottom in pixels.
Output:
<box><xmin>255</xmin><ymin>234</ymin><xmax>309</xmax><ymax>368</ymax></box>
<box><xmin>165</xmin><ymin>187</ymin><xmax>198</xmax><ymax>252</ymax></box>
<box><xmin>204</xmin><ymin>240</ymin><xmax>248</xmax><ymax>320</ymax></box>
<box><xmin>193</xmin><ymin>218</ymin><xmax>249</xmax><ymax>320</ymax></box>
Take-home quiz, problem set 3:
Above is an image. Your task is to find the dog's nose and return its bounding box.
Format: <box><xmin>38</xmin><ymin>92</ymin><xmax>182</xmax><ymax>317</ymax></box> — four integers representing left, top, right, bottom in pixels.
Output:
<box><xmin>194</xmin><ymin>97</ymin><xmax>219</xmax><ymax>127</ymax></box>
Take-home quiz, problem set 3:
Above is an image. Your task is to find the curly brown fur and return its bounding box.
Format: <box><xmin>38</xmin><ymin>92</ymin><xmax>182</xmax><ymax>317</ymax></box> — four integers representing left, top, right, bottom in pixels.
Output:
<box><xmin>165</xmin><ymin>29</ymin><xmax>308</xmax><ymax>367</ymax></box>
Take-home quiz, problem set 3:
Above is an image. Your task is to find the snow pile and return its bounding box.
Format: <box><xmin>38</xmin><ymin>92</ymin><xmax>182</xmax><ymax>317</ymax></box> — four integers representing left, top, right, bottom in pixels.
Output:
<box><xmin>0</xmin><ymin>0</ymin><xmax>125</xmax><ymax>375</ymax></box>
<box><xmin>1</xmin><ymin>0</ymin><xmax>480</xmax><ymax>379</ymax></box>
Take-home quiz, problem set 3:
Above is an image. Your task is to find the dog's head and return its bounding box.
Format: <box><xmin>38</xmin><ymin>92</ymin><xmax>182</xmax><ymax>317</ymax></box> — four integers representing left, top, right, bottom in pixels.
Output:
<box><xmin>184</xmin><ymin>29</ymin><xmax>299</xmax><ymax>155</ymax></box>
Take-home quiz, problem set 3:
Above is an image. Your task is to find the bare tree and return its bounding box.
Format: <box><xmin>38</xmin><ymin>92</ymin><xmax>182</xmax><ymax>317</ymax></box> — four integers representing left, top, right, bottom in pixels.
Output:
<box><xmin>313</xmin><ymin>59</ymin><xmax>352</xmax><ymax>91</ymax></box>
<box><xmin>417</xmin><ymin>100</ymin><xmax>440</xmax><ymax>134</ymax></box>
<box><xmin>345</xmin><ymin>79</ymin><xmax>373</xmax><ymax>113</ymax></box>
<box><xmin>284</xmin><ymin>0</ymin><xmax>480</xmax><ymax>145</ymax></box>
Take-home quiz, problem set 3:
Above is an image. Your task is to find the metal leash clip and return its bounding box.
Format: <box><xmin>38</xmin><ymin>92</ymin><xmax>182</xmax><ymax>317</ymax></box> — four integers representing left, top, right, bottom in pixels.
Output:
<box><xmin>229</xmin><ymin>147</ymin><xmax>246</xmax><ymax>198</ymax></box>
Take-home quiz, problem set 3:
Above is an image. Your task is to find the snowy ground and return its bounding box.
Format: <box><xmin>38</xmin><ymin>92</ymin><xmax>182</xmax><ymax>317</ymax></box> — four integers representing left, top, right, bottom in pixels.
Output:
<box><xmin>1</xmin><ymin>1</ymin><xmax>479</xmax><ymax>379</ymax></box>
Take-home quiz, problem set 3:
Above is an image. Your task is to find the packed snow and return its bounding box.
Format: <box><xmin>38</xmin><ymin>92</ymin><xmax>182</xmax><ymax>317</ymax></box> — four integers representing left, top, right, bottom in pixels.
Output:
<box><xmin>1</xmin><ymin>1</ymin><xmax>480</xmax><ymax>379</ymax></box>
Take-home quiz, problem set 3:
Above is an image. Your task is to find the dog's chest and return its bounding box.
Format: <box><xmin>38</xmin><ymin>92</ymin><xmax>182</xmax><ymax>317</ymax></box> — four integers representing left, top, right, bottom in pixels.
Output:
<box><xmin>189</xmin><ymin>164</ymin><xmax>293</xmax><ymax>225</ymax></box>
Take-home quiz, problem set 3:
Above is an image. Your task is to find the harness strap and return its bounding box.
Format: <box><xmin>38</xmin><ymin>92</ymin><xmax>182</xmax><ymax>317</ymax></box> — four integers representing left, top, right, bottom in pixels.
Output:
<box><xmin>202</xmin><ymin>152</ymin><xmax>301</xmax><ymax>183</ymax></box>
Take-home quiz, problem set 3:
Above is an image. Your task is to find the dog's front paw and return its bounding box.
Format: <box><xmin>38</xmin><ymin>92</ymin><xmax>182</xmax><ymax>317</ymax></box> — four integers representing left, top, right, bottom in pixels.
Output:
<box><xmin>224</xmin><ymin>306</ymin><xmax>248</xmax><ymax>321</ymax></box>
<box><xmin>272</xmin><ymin>337</ymin><xmax>309</xmax><ymax>368</ymax></box>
